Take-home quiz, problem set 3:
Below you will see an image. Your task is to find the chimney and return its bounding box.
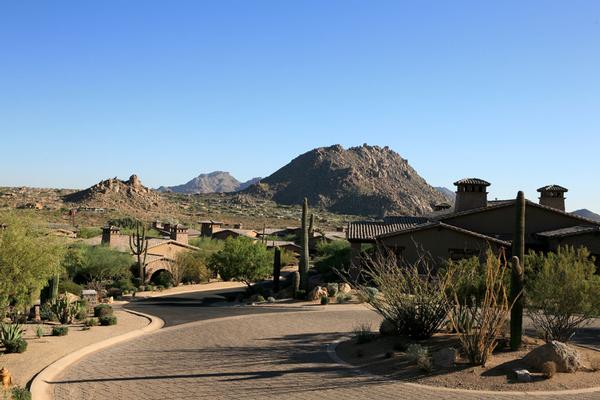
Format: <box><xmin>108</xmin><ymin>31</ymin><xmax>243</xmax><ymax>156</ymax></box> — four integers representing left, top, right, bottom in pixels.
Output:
<box><xmin>170</xmin><ymin>224</ymin><xmax>189</xmax><ymax>244</ymax></box>
<box><xmin>537</xmin><ymin>185</ymin><xmax>568</xmax><ymax>211</ymax></box>
<box><xmin>101</xmin><ymin>226</ymin><xmax>120</xmax><ymax>245</ymax></box>
<box><xmin>454</xmin><ymin>178</ymin><xmax>491</xmax><ymax>213</ymax></box>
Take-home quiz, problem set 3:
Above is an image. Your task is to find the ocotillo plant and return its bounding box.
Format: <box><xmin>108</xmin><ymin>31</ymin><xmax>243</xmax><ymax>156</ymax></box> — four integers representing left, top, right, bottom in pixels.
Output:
<box><xmin>273</xmin><ymin>247</ymin><xmax>281</xmax><ymax>293</ymax></box>
<box><xmin>129</xmin><ymin>221</ymin><xmax>149</xmax><ymax>283</ymax></box>
<box><xmin>299</xmin><ymin>198</ymin><xmax>310</xmax><ymax>292</ymax></box>
<box><xmin>510</xmin><ymin>191</ymin><xmax>526</xmax><ymax>351</ymax></box>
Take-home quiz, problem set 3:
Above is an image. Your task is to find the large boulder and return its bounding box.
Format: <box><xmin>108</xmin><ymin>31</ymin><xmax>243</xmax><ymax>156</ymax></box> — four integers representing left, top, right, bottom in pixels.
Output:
<box><xmin>308</xmin><ymin>286</ymin><xmax>328</xmax><ymax>301</ymax></box>
<box><xmin>522</xmin><ymin>341</ymin><xmax>582</xmax><ymax>373</ymax></box>
<box><xmin>338</xmin><ymin>283</ymin><xmax>352</xmax><ymax>294</ymax></box>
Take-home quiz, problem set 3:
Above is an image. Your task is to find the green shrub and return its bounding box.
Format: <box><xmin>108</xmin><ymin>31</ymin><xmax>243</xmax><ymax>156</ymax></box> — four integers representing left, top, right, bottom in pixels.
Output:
<box><xmin>75</xmin><ymin>301</ymin><xmax>88</xmax><ymax>321</ymax></box>
<box><xmin>209</xmin><ymin>237</ymin><xmax>272</xmax><ymax>286</ymax></box>
<box><xmin>35</xmin><ymin>325</ymin><xmax>44</xmax><ymax>338</ymax></box>
<box><xmin>407</xmin><ymin>343</ymin><xmax>429</xmax><ymax>362</ymax></box>
<box><xmin>326</xmin><ymin>283</ymin><xmax>339</xmax><ymax>297</ymax></box>
<box><xmin>314</xmin><ymin>240</ymin><xmax>351</xmax><ymax>282</ymax></box>
<box><xmin>336</xmin><ymin>293</ymin><xmax>352</xmax><ymax>304</ymax></box>
<box><xmin>58</xmin><ymin>280</ymin><xmax>83</xmax><ymax>296</ymax></box>
<box><xmin>320</xmin><ymin>296</ymin><xmax>330</xmax><ymax>305</ymax></box>
<box><xmin>4</xmin><ymin>338</ymin><xmax>27</xmax><ymax>353</ymax></box>
<box><xmin>52</xmin><ymin>326</ymin><xmax>69</xmax><ymax>336</ymax></box>
<box><xmin>94</xmin><ymin>304</ymin><xmax>113</xmax><ymax>318</ymax></box>
<box><xmin>99</xmin><ymin>315</ymin><xmax>117</xmax><ymax>326</ymax></box>
<box><xmin>525</xmin><ymin>246</ymin><xmax>600</xmax><ymax>342</ymax></box>
<box><xmin>40</xmin><ymin>303</ymin><xmax>58</xmax><ymax>322</ymax></box>
<box><xmin>353</xmin><ymin>323</ymin><xmax>376</xmax><ymax>344</ymax></box>
<box><xmin>85</xmin><ymin>318</ymin><xmax>99</xmax><ymax>327</ymax></box>
<box><xmin>77</xmin><ymin>227</ymin><xmax>102</xmax><ymax>239</ymax></box>
<box><xmin>10</xmin><ymin>386</ymin><xmax>31</xmax><ymax>400</ymax></box>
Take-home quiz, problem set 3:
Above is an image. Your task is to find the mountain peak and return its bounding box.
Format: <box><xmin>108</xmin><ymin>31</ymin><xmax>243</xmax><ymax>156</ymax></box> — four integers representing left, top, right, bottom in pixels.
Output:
<box><xmin>158</xmin><ymin>171</ymin><xmax>261</xmax><ymax>194</ymax></box>
<box><xmin>244</xmin><ymin>144</ymin><xmax>445</xmax><ymax>216</ymax></box>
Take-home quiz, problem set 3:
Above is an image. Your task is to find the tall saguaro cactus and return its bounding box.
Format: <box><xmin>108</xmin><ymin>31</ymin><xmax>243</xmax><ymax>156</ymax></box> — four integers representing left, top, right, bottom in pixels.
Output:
<box><xmin>299</xmin><ymin>198</ymin><xmax>310</xmax><ymax>292</ymax></box>
<box><xmin>273</xmin><ymin>247</ymin><xmax>281</xmax><ymax>293</ymax></box>
<box><xmin>510</xmin><ymin>191</ymin><xmax>526</xmax><ymax>351</ymax></box>
<box><xmin>129</xmin><ymin>221</ymin><xmax>148</xmax><ymax>283</ymax></box>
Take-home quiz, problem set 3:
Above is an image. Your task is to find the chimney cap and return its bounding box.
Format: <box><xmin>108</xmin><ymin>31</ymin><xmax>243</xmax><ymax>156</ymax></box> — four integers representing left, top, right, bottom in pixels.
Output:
<box><xmin>537</xmin><ymin>184</ymin><xmax>568</xmax><ymax>193</ymax></box>
<box><xmin>454</xmin><ymin>178</ymin><xmax>491</xmax><ymax>187</ymax></box>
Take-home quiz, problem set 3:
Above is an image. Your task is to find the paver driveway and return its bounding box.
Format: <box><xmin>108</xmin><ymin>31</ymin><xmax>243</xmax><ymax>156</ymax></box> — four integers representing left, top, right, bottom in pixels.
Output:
<box><xmin>51</xmin><ymin>304</ymin><xmax>600</xmax><ymax>400</ymax></box>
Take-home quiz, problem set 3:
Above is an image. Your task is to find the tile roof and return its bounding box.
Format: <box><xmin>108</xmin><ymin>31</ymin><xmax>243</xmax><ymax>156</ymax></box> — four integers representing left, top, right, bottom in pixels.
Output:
<box><xmin>347</xmin><ymin>217</ymin><xmax>430</xmax><ymax>241</ymax></box>
<box><xmin>537</xmin><ymin>185</ymin><xmax>568</xmax><ymax>193</ymax></box>
<box><xmin>454</xmin><ymin>178</ymin><xmax>491</xmax><ymax>186</ymax></box>
<box><xmin>536</xmin><ymin>225</ymin><xmax>600</xmax><ymax>239</ymax></box>
<box><xmin>377</xmin><ymin>221</ymin><xmax>512</xmax><ymax>247</ymax></box>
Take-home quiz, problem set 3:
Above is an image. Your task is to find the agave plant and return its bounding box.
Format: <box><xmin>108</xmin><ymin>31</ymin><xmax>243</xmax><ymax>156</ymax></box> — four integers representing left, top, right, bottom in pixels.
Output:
<box><xmin>0</xmin><ymin>323</ymin><xmax>27</xmax><ymax>353</ymax></box>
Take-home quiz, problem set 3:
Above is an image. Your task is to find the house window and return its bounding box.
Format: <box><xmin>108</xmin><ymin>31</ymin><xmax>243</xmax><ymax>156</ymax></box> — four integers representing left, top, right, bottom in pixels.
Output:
<box><xmin>448</xmin><ymin>248</ymin><xmax>480</xmax><ymax>261</ymax></box>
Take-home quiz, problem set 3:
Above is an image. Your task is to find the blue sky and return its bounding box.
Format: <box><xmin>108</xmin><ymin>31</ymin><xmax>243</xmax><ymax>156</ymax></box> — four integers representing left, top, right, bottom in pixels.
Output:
<box><xmin>1</xmin><ymin>1</ymin><xmax>599</xmax><ymax>211</ymax></box>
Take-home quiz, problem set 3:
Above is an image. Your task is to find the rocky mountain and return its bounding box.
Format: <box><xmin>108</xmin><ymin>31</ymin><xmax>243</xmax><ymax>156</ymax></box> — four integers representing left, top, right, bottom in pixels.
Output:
<box><xmin>64</xmin><ymin>175</ymin><xmax>174</xmax><ymax>214</ymax></box>
<box><xmin>243</xmin><ymin>144</ymin><xmax>447</xmax><ymax>216</ymax></box>
<box><xmin>572</xmin><ymin>209</ymin><xmax>600</xmax><ymax>222</ymax></box>
<box><xmin>158</xmin><ymin>172</ymin><xmax>261</xmax><ymax>194</ymax></box>
<box><xmin>435</xmin><ymin>187</ymin><xmax>456</xmax><ymax>202</ymax></box>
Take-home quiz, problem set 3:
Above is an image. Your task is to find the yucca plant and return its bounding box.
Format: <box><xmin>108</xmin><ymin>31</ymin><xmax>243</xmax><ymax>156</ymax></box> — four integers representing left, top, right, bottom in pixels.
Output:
<box><xmin>0</xmin><ymin>323</ymin><xmax>27</xmax><ymax>353</ymax></box>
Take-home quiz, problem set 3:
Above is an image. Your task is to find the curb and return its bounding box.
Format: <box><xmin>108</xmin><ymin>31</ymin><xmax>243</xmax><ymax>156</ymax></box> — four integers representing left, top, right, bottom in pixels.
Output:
<box><xmin>30</xmin><ymin>308</ymin><xmax>164</xmax><ymax>400</ymax></box>
<box><xmin>326</xmin><ymin>337</ymin><xmax>600</xmax><ymax>397</ymax></box>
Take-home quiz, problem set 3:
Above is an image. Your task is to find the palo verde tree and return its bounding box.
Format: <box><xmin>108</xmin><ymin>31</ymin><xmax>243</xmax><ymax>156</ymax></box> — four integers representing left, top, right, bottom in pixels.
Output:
<box><xmin>129</xmin><ymin>221</ymin><xmax>148</xmax><ymax>283</ymax></box>
<box><xmin>510</xmin><ymin>191</ymin><xmax>526</xmax><ymax>350</ymax></box>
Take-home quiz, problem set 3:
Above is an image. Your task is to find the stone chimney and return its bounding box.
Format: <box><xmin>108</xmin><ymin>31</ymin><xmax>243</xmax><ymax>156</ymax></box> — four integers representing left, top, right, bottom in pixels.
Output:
<box><xmin>454</xmin><ymin>178</ymin><xmax>491</xmax><ymax>213</ymax></box>
<box><xmin>537</xmin><ymin>185</ymin><xmax>568</xmax><ymax>211</ymax></box>
<box><xmin>170</xmin><ymin>224</ymin><xmax>189</xmax><ymax>244</ymax></box>
<box><xmin>101</xmin><ymin>226</ymin><xmax>120</xmax><ymax>245</ymax></box>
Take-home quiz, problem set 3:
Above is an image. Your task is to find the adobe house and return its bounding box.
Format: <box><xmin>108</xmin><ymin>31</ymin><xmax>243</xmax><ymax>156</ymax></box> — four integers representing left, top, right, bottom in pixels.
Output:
<box><xmin>199</xmin><ymin>220</ymin><xmax>224</xmax><ymax>237</ymax></box>
<box><xmin>169</xmin><ymin>224</ymin><xmax>189</xmax><ymax>244</ymax></box>
<box><xmin>347</xmin><ymin>178</ymin><xmax>600</xmax><ymax>268</ymax></box>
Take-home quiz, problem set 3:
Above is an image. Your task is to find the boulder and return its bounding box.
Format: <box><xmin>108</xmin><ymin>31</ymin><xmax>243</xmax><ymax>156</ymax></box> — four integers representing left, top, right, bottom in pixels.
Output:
<box><xmin>432</xmin><ymin>348</ymin><xmax>457</xmax><ymax>368</ymax></box>
<box><xmin>309</xmin><ymin>286</ymin><xmax>328</xmax><ymax>301</ymax></box>
<box><xmin>523</xmin><ymin>341</ymin><xmax>582</xmax><ymax>373</ymax></box>
<box><xmin>338</xmin><ymin>283</ymin><xmax>352</xmax><ymax>294</ymax></box>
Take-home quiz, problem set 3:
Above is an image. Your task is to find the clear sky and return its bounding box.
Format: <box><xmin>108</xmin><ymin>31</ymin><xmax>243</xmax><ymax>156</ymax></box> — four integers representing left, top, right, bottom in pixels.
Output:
<box><xmin>1</xmin><ymin>1</ymin><xmax>599</xmax><ymax>212</ymax></box>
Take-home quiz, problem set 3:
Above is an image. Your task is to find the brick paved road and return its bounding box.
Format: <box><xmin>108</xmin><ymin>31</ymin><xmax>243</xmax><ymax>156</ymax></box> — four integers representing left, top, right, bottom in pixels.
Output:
<box><xmin>51</xmin><ymin>306</ymin><xmax>600</xmax><ymax>400</ymax></box>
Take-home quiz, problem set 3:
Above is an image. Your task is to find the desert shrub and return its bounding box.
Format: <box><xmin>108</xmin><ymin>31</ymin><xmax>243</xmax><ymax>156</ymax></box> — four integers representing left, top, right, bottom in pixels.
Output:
<box><xmin>85</xmin><ymin>318</ymin><xmax>99</xmax><ymax>327</ymax></box>
<box><xmin>75</xmin><ymin>301</ymin><xmax>88</xmax><ymax>321</ymax></box>
<box><xmin>353</xmin><ymin>250</ymin><xmax>450</xmax><ymax>340</ymax></box>
<box><xmin>150</xmin><ymin>270</ymin><xmax>174</xmax><ymax>288</ymax></box>
<box><xmin>77</xmin><ymin>227</ymin><xmax>102</xmax><ymax>239</ymax></box>
<box><xmin>185</xmin><ymin>237</ymin><xmax>225</xmax><ymax>282</ymax></box>
<box><xmin>99</xmin><ymin>315</ymin><xmax>117</xmax><ymax>326</ymax></box>
<box><xmin>542</xmin><ymin>361</ymin><xmax>557</xmax><ymax>379</ymax></box>
<box><xmin>49</xmin><ymin>297</ymin><xmax>79</xmax><ymax>324</ymax></box>
<box><xmin>209</xmin><ymin>237</ymin><xmax>272</xmax><ymax>287</ymax></box>
<box><xmin>407</xmin><ymin>343</ymin><xmax>428</xmax><ymax>361</ymax></box>
<box><xmin>58</xmin><ymin>279</ymin><xmax>83</xmax><ymax>296</ymax></box>
<box><xmin>10</xmin><ymin>386</ymin><xmax>31</xmax><ymax>400</ymax></box>
<box><xmin>35</xmin><ymin>325</ymin><xmax>44</xmax><ymax>338</ymax></box>
<box><xmin>336</xmin><ymin>293</ymin><xmax>352</xmax><ymax>304</ymax></box>
<box><xmin>52</xmin><ymin>326</ymin><xmax>69</xmax><ymax>336</ymax></box>
<box><xmin>417</xmin><ymin>355</ymin><xmax>433</xmax><ymax>372</ymax></box>
<box><xmin>326</xmin><ymin>283</ymin><xmax>339</xmax><ymax>297</ymax></box>
<box><xmin>106</xmin><ymin>287</ymin><xmax>123</xmax><ymax>299</ymax></box>
<box><xmin>320</xmin><ymin>296</ymin><xmax>330</xmax><ymax>305</ymax></box>
<box><xmin>63</xmin><ymin>244</ymin><xmax>132</xmax><ymax>287</ymax></box>
<box><xmin>525</xmin><ymin>246</ymin><xmax>600</xmax><ymax>342</ymax></box>
<box><xmin>314</xmin><ymin>240</ymin><xmax>351</xmax><ymax>282</ymax></box>
<box><xmin>353</xmin><ymin>323</ymin><xmax>376</xmax><ymax>344</ymax></box>
<box><xmin>279</xmin><ymin>249</ymin><xmax>297</xmax><ymax>266</ymax></box>
<box><xmin>145</xmin><ymin>284</ymin><xmax>155</xmax><ymax>292</ymax></box>
<box><xmin>446</xmin><ymin>250</ymin><xmax>514</xmax><ymax>366</ymax></box>
<box><xmin>112</xmin><ymin>278</ymin><xmax>136</xmax><ymax>293</ymax></box>
<box><xmin>93</xmin><ymin>304</ymin><xmax>113</xmax><ymax>318</ymax></box>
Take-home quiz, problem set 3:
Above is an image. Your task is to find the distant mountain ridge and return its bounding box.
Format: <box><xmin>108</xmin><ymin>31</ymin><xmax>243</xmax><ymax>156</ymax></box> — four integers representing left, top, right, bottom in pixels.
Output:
<box><xmin>434</xmin><ymin>187</ymin><xmax>456</xmax><ymax>202</ymax></box>
<box><xmin>572</xmin><ymin>209</ymin><xmax>600</xmax><ymax>222</ymax></box>
<box><xmin>158</xmin><ymin>171</ymin><xmax>261</xmax><ymax>194</ymax></box>
<box><xmin>243</xmin><ymin>144</ymin><xmax>446</xmax><ymax>216</ymax></box>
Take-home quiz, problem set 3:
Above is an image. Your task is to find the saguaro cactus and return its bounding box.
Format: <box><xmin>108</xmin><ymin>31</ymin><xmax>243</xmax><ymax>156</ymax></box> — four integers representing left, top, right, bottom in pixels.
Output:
<box><xmin>129</xmin><ymin>221</ymin><xmax>148</xmax><ymax>283</ymax></box>
<box><xmin>273</xmin><ymin>247</ymin><xmax>281</xmax><ymax>293</ymax></box>
<box><xmin>292</xmin><ymin>271</ymin><xmax>300</xmax><ymax>299</ymax></box>
<box><xmin>299</xmin><ymin>198</ymin><xmax>310</xmax><ymax>292</ymax></box>
<box><xmin>510</xmin><ymin>191</ymin><xmax>526</xmax><ymax>351</ymax></box>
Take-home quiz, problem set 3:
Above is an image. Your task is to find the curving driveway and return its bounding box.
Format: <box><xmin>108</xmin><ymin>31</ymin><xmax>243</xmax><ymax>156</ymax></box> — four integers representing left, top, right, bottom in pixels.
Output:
<box><xmin>50</xmin><ymin>295</ymin><xmax>600</xmax><ymax>400</ymax></box>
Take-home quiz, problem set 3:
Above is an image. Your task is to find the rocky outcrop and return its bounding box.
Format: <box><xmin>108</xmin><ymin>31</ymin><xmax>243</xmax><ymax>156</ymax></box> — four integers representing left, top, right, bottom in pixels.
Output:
<box><xmin>243</xmin><ymin>144</ymin><xmax>446</xmax><ymax>216</ymax></box>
